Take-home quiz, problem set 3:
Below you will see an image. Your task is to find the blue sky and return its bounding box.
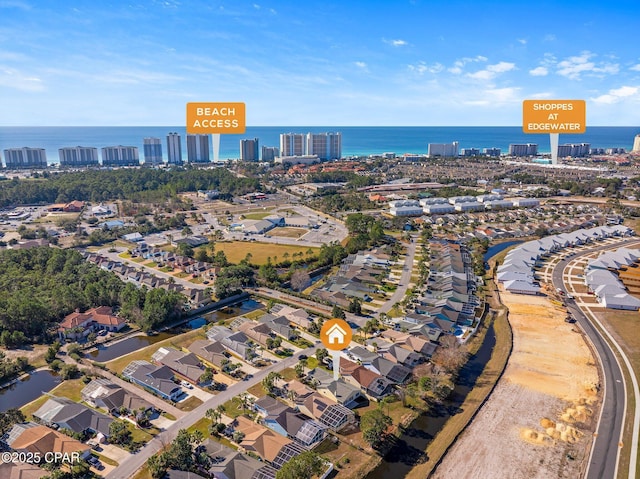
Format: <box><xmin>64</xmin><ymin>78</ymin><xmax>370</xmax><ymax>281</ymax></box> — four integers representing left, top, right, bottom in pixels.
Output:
<box><xmin>1</xmin><ymin>0</ymin><xmax>639</xmax><ymax>126</ymax></box>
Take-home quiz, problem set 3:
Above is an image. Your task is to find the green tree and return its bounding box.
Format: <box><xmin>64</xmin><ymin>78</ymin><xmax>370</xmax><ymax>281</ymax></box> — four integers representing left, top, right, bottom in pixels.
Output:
<box><xmin>360</xmin><ymin>409</ymin><xmax>392</xmax><ymax>449</ymax></box>
<box><xmin>109</xmin><ymin>420</ymin><xmax>132</xmax><ymax>446</ymax></box>
<box><xmin>332</xmin><ymin>305</ymin><xmax>345</xmax><ymax>319</ymax></box>
<box><xmin>276</xmin><ymin>451</ymin><xmax>325</xmax><ymax>479</ymax></box>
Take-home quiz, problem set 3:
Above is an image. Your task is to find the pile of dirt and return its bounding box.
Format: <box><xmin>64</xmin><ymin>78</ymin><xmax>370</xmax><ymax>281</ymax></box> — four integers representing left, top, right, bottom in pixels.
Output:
<box><xmin>520</xmin><ymin>427</ymin><xmax>554</xmax><ymax>446</ymax></box>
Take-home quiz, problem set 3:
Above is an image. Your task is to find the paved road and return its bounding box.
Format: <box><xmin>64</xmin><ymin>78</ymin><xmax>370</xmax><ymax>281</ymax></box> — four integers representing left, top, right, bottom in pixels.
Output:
<box><xmin>551</xmin><ymin>240</ymin><xmax>637</xmax><ymax>479</ymax></box>
<box><xmin>376</xmin><ymin>236</ymin><xmax>417</xmax><ymax>316</ymax></box>
<box><xmin>105</xmin><ymin>345</ymin><xmax>316</xmax><ymax>479</ymax></box>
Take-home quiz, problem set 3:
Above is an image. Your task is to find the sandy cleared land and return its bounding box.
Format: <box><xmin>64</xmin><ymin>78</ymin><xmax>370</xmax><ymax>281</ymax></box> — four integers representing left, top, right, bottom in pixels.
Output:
<box><xmin>433</xmin><ymin>290</ymin><xmax>600</xmax><ymax>479</ymax></box>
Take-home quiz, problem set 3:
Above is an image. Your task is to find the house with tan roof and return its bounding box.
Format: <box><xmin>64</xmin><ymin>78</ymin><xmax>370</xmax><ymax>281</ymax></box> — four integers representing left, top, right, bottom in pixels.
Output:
<box><xmin>233</xmin><ymin>416</ymin><xmax>294</xmax><ymax>464</ymax></box>
<box><xmin>0</xmin><ymin>461</ymin><xmax>46</xmax><ymax>479</ymax></box>
<box><xmin>5</xmin><ymin>422</ymin><xmax>90</xmax><ymax>458</ymax></box>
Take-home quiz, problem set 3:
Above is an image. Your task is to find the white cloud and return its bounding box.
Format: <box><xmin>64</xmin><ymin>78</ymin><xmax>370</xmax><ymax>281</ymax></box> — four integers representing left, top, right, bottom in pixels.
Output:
<box><xmin>408</xmin><ymin>61</ymin><xmax>443</xmax><ymax>75</ymax></box>
<box><xmin>354</xmin><ymin>61</ymin><xmax>369</xmax><ymax>73</ymax></box>
<box><xmin>0</xmin><ymin>66</ymin><xmax>44</xmax><ymax>91</ymax></box>
<box><xmin>253</xmin><ymin>3</ymin><xmax>260</xmax><ymax>9</ymax></box>
<box><xmin>467</xmin><ymin>61</ymin><xmax>515</xmax><ymax>80</ymax></box>
<box><xmin>544</xmin><ymin>34</ymin><xmax>556</xmax><ymax>42</ymax></box>
<box><xmin>383</xmin><ymin>38</ymin><xmax>407</xmax><ymax>47</ymax></box>
<box><xmin>630</xmin><ymin>64</ymin><xmax>640</xmax><ymax>71</ymax></box>
<box><xmin>556</xmin><ymin>51</ymin><xmax>619</xmax><ymax>80</ymax></box>
<box><xmin>591</xmin><ymin>86</ymin><xmax>639</xmax><ymax>104</ymax></box>
<box><xmin>448</xmin><ymin>55</ymin><xmax>487</xmax><ymax>74</ymax></box>
<box><xmin>529</xmin><ymin>66</ymin><xmax>548</xmax><ymax>76</ymax></box>
<box><xmin>517</xmin><ymin>38</ymin><xmax>527</xmax><ymax>45</ymax></box>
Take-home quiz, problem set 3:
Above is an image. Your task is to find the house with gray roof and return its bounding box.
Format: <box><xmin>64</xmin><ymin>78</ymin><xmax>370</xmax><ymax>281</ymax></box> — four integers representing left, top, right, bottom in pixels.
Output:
<box><xmin>198</xmin><ymin>439</ymin><xmax>277</xmax><ymax>479</ymax></box>
<box><xmin>151</xmin><ymin>347</ymin><xmax>204</xmax><ymax>384</ymax></box>
<box><xmin>33</xmin><ymin>397</ymin><xmax>113</xmax><ymax>439</ymax></box>
<box><xmin>207</xmin><ymin>326</ymin><xmax>255</xmax><ymax>360</ymax></box>
<box><xmin>188</xmin><ymin>339</ymin><xmax>228</xmax><ymax>368</ymax></box>
<box><xmin>123</xmin><ymin>360</ymin><xmax>182</xmax><ymax>401</ymax></box>
<box><xmin>81</xmin><ymin>378</ymin><xmax>151</xmax><ymax>414</ymax></box>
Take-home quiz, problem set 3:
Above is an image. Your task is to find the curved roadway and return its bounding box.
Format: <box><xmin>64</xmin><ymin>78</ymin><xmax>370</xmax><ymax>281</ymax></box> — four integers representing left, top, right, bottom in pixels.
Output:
<box><xmin>551</xmin><ymin>240</ymin><xmax>635</xmax><ymax>479</ymax></box>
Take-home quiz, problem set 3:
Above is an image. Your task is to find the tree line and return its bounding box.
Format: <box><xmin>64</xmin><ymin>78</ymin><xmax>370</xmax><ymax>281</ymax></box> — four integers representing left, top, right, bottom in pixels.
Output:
<box><xmin>0</xmin><ymin>167</ymin><xmax>262</xmax><ymax>206</ymax></box>
<box><xmin>0</xmin><ymin>247</ymin><xmax>182</xmax><ymax>342</ymax></box>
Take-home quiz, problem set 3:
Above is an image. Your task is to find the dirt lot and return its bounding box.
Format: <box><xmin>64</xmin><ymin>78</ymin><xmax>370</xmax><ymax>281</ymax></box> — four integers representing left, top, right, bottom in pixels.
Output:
<box><xmin>433</xmin><ymin>290</ymin><xmax>600</xmax><ymax>479</ymax></box>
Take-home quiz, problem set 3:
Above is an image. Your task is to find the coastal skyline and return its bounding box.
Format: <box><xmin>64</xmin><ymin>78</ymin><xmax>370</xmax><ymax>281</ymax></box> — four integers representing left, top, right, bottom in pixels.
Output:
<box><xmin>1</xmin><ymin>0</ymin><xmax>639</xmax><ymax>126</ymax></box>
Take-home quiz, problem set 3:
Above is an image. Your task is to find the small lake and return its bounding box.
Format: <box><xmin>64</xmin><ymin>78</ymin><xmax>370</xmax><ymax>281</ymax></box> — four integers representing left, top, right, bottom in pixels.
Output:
<box><xmin>201</xmin><ymin>299</ymin><xmax>262</xmax><ymax>324</ymax></box>
<box><xmin>0</xmin><ymin>369</ymin><xmax>61</xmax><ymax>412</ymax></box>
<box><xmin>88</xmin><ymin>333</ymin><xmax>174</xmax><ymax>362</ymax></box>
<box><xmin>88</xmin><ymin>299</ymin><xmax>263</xmax><ymax>362</ymax></box>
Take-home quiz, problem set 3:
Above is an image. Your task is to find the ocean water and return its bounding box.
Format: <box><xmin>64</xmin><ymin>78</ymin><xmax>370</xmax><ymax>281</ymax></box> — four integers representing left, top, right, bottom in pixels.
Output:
<box><xmin>0</xmin><ymin>126</ymin><xmax>637</xmax><ymax>164</ymax></box>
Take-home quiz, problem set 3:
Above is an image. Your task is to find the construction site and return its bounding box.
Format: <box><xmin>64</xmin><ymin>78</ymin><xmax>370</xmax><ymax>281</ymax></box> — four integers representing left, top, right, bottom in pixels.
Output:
<box><xmin>432</xmin><ymin>282</ymin><xmax>600</xmax><ymax>479</ymax></box>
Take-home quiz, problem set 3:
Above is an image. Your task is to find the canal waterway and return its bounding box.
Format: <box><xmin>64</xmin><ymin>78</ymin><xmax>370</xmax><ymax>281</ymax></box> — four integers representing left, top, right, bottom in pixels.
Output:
<box><xmin>367</xmin><ymin>241</ymin><xmax>517</xmax><ymax>478</ymax></box>
<box><xmin>366</xmin><ymin>323</ymin><xmax>497</xmax><ymax>479</ymax></box>
<box><xmin>483</xmin><ymin>240</ymin><xmax>523</xmax><ymax>262</ymax></box>
<box><xmin>0</xmin><ymin>369</ymin><xmax>61</xmax><ymax>412</ymax></box>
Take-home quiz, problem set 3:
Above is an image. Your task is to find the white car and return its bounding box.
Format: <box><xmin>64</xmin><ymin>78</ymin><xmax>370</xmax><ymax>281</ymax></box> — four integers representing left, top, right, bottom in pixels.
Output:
<box><xmin>181</xmin><ymin>381</ymin><xmax>193</xmax><ymax>389</ymax></box>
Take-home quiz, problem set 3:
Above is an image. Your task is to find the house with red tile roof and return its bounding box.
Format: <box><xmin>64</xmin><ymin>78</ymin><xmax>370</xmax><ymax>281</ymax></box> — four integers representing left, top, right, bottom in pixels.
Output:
<box><xmin>58</xmin><ymin>306</ymin><xmax>126</xmax><ymax>340</ymax></box>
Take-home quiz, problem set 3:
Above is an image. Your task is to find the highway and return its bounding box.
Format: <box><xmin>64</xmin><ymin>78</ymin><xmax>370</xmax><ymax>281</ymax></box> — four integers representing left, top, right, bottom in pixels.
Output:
<box><xmin>550</xmin><ymin>240</ymin><xmax>637</xmax><ymax>479</ymax></box>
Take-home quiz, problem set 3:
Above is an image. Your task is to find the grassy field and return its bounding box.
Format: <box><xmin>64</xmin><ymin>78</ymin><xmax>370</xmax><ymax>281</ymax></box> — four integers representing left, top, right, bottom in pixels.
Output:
<box><xmin>176</xmin><ymin>396</ymin><xmax>202</xmax><ymax>411</ymax></box>
<box><xmin>242</xmin><ymin>212</ymin><xmax>273</xmax><ymax>220</ymax></box>
<box><xmin>105</xmin><ymin>329</ymin><xmax>206</xmax><ymax>374</ymax></box>
<box><xmin>213</xmin><ymin>241</ymin><xmax>319</xmax><ymax>265</ymax></box>
<box><xmin>269</xmin><ymin>227</ymin><xmax>308</xmax><ymax>238</ymax></box>
<box><xmin>20</xmin><ymin>378</ymin><xmax>87</xmax><ymax>419</ymax></box>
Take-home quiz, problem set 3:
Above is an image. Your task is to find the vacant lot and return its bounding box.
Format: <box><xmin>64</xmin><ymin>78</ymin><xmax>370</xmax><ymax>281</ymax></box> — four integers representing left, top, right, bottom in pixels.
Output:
<box><xmin>433</xmin><ymin>289</ymin><xmax>599</xmax><ymax>479</ymax></box>
<box><xmin>213</xmin><ymin>241</ymin><xmax>318</xmax><ymax>265</ymax></box>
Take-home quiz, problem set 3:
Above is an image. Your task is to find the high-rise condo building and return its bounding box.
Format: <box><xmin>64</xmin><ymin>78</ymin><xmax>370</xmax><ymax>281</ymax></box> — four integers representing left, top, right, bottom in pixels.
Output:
<box><xmin>3</xmin><ymin>147</ymin><xmax>47</xmax><ymax>169</ymax></box>
<box><xmin>280</xmin><ymin>133</ymin><xmax>306</xmax><ymax>157</ymax></box>
<box><xmin>558</xmin><ymin>143</ymin><xmax>590</xmax><ymax>158</ymax></box>
<box><xmin>633</xmin><ymin>134</ymin><xmax>640</xmax><ymax>152</ymax></box>
<box><xmin>427</xmin><ymin>142</ymin><xmax>459</xmax><ymax>157</ymax></box>
<box><xmin>166</xmin><ymin>132</ymin><xmax>183</xmax><ymax>165</ymax></box>
<box><xmin>101</xmin><ymin>146</ymin><xmax>140</xmax><ymax>166</ymax></box>
<box><xmin>483</xmin><ymin>148</ymin><xmax>501</xmax><ymax>157</ymax></box>
<box><xmin>508</xmin><ymin>144</ymin><xmax>538</xmax><ymax>156</ymax></box>
<box><xmin>143</xmin><ymin>137</ymin><xmax>163</xmax><ymax>166</ymax></box>
<box><xmin>261</xmin><ymin>146</ymin><xmax>279</xmax><ymax>162</ymax></box>
<box><xmin>58</xmin><ymin>147</ymin><xmax>99</xmax><ymax>167</ymax></box>
<box><xmin>306</xmin><ymin>132</ymin><xmax>342</xmax><ymax>160</ymax></box>
<box><xmin>240</xmin><ymin>138</ymin><xmax>259</xmax><ymax>161</ymax></box>
<box><xmin>187</xmin><ymin>134</ymin><xmax>210</xmax><ymax>163</ymax></box>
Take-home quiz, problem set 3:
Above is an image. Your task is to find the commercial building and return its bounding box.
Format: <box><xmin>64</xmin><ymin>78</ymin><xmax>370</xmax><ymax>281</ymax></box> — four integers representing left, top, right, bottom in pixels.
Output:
<box><xmin>143</xmin><ymin>137</ymin><xmax>163</xmax><ymax>166</ymax></box>
<box><xmin>508</xmin><ymin>143</ymin><xmax>538</xmax><ymax>156</ymax></box>
<box><xmin>427</xmin><ymin>141</ymin><xmax>459</xmax><ymax>157</ymax></box>
<box><xmin>101</xmin><ymin>145</ymin><xmax>140</xmax><ymax>166</ymax></box>
<box><xmin>166</xmin><ymin>132</ymin><xmax>183</xmax><ymax>165</ymax></box>
<box><xmin>633</xmin><ymin>134</ymin><xmax>640</xmax><ymax>153</ymax></box>
<box><xmin>186</xmin><ymin>134</ymin><xmax>210</xmax><ymax>163</ymax></box>
<box><xmin>3</xmin><ymin>147</ymin><xmax>47</xmax><ymax>169</ymax></box>
<box><xmin>240</xmin><ymin>137</ymin><xmax>259</xmax><ymax>161</ymax></box>
<box><xmin>58</xmin><ymin>146</ymin><xmax>99</xmax><ymax>167</ymax></box>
